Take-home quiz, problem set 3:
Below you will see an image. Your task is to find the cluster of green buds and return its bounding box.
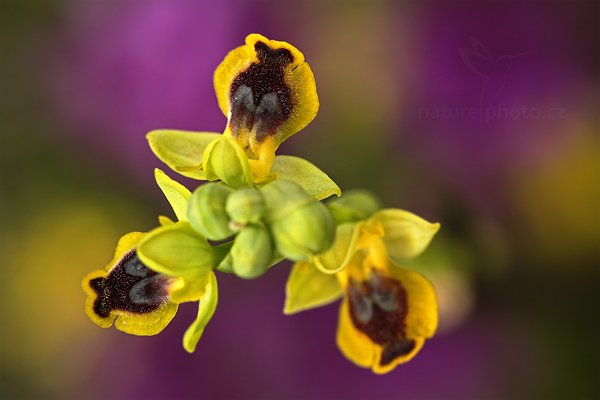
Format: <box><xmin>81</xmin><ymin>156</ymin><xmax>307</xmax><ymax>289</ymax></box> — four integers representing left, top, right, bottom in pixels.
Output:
<box><xmin>187</xmin><ymin>179</ymin><xmax>334</xmax><ymax>279</ymax></box>
<box><xmin>82</xmin><ymin>34</ymin><xmax>442</xmax><ymax>374</ymax></box>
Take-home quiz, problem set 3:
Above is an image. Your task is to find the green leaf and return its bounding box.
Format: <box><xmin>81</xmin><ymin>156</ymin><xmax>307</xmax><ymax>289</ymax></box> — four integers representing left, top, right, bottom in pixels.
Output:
<box><xmin>147</xmin><ymin>130</ymin><xmax>221</xmax><ymax>180</ymax></box>
<box><xmin>183</xmin><ymin>271</ymin><xmax>218</xmax><ymax>353</ymax></box>
<box><xmin>284</xmin><ymin>261</ymin><xmax>342</xmax><ymax>315</ymax></box>
<box><xmin>137</xmin><ymin>222</ymin><xmax>218</xmax><ymax>280</ymax></box>
<box><xmin>271</xmin><ymin>156</ymin><xmax>341</xmax><ymax>200</ymax></box>
<box><xmin>154</xmin><ymin>168</ymin><xmax>191</xmax><ymax>221</ymax></box>
<box><xmin>370</xmin><ymin>209</ymin><xmax>440</xmax><ymax>261</ymax></box>
<box><xmin>202</xmin><ymin>136</ymin><xmax>253</xmax><ymax>188</ymax></box>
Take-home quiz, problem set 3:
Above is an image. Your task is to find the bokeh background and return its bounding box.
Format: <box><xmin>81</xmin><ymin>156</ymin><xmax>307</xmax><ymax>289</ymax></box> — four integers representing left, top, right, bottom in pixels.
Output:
<box><xmin>1</xmin><ymin>1</ymin><xmax>598</xmax><ymax>399</ymax></box>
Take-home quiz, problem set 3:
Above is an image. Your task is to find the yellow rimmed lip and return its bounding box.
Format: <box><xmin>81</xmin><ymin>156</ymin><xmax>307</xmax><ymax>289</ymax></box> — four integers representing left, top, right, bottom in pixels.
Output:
<box><xmin>336</xmin><ymin>262</ymin><xmax>438</xmax><ymax>374</ymax></box>
<box><xmin>82</xmin><ymin>232</ymin><xmax>189</xmax><ymax>336</ymax></box>
<box><xmin>214</xmin><ymin>33</ymin><xmax>319</xmax><ymax>173</ymax></box>
<box><xmin>214</xmin><ymin>33</ymin><xmax>308</xmax><ymax>120</ymax></box>
<box><xmin>285</xmin><ymin>222</ymin><xmax>439</xmax><ymax>374</ymax></box>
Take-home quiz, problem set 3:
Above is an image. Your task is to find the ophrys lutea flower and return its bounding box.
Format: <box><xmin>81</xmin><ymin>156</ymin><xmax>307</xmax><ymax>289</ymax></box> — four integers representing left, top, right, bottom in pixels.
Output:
<box><xmin>285</xmin><ymin>196</ymin><xmax>440</xmax><ymax>374</ymax></box>
<box><xmin>82</xmin><ymin>170</ymin><xmax>221</xmax><ymax>352</ymax></box>
<box><xmin>147</xmin><ymin>33</ymin><xmax>321</xmax><ymax>186</ymax></box>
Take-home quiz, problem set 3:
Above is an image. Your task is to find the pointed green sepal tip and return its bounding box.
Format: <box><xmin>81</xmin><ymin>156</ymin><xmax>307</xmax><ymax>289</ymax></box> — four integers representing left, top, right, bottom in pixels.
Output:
<box><xmin>202</xmin><ymin>136</ymin><xmax>253</xmax><ymax>188</ymax></box>
<box><xmin>154</xmin><ymin>168</ymin><xmax>191</xmax><ymax>221</ymax></box>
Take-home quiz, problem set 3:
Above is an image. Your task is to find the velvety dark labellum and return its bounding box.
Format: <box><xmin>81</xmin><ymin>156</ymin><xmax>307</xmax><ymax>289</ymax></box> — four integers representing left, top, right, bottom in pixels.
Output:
<box><xmin>348</xmin><ymin>271</ymin><xmax>416</xmax><ymax>366</ymax></box>
<box><xmin>229</xmin><ymin>41</ymin><xmax>294</xmax><ymax>141</ymax></box>
<box><xmin>89</xmin><ymin>250</ymin><xmax>170</xmax><ymax>318</ymax></box>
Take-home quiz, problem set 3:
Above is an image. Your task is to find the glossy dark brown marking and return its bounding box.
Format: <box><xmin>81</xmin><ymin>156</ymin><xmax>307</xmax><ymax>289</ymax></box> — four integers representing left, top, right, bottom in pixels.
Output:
<box><xmin>89</xmin><ymin>250</ymin><xmax>170</xmax><ymax>318</ymax></box>
<box><xmin>347</xmin><ymin>271</ymin><xmax>416</xmax><ymax>367</ymax></box>
<box><xmin>229</xmin><ymin>41</ymin><xmax>294</xmax><ymax>141</ymax></box>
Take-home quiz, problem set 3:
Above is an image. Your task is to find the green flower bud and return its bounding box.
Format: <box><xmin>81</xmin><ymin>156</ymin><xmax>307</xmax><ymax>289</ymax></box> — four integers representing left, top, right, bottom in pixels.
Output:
<box><xmin>327</xmin><ymin>190</ymin><xmax>381</xmax><ymax>224</ymax></box>
<box><xmin>226</xmin><ymin>187</ymin><xmax>265</xmax><ymax>225</ymax></box>
<box><xmin>261</xmin><ymin>179</ymin><xmax>335</xmax><ymax>261</ymax></box>
<box><xmin>230</xmin><ymin>225</ymin><xmax>273</xmax><ymax>279</ymax></box>
<box><xmin>188</xmin><ymin>182</ymin><xmax>234</xmax><ymax>240</ymax></box>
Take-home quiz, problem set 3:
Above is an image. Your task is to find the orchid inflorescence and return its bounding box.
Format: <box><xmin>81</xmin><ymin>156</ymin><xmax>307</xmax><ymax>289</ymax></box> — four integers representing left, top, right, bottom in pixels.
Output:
<box><xmin>83</xmin><ymin>34</ymin><xmax>440</xmax><ymax>374</ymax></box>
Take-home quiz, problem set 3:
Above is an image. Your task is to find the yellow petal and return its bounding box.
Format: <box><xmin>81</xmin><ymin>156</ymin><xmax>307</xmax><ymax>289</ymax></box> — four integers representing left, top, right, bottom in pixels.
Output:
<box><xmin>313</xmin><ymin>222</ymin><xmax>362</xmax><ymax>274</ymax></box>
<box><xmin>336</xmin><ymin>298</ymin><xmax>376</xmax><ymax>368</ymax></box>
<box><xmin>271</xmin><ymin>155</ymin><xmax>341</xmax><ymax>201</ymax></box>
<box><xmin>169</xmin><ymin>275</ymin><xmax>208</xmax><ymax>303</ymax></box>
<box><xmin>370</xmin><ymin>209</ymin><xmax>440</xmax><ymax>261</ymax></box>
<box><xmin>158</xmin><ymin>215</ymin><xmax>174</xmax><ymax>226</ymax></box>
<box><xmin>183</xmin><ymin>271</ymin><xmax>218</xmax><ymax>353</ymax></box>
<box><xmin>154</xmin><ymin>168</ymin><xmax>191</xmax><ymax>221</ymax></box>
<box><xmin>147</xmin><ymin>130</ymin><xmax>221</xmax><ymax>180</ymax></box>
<box><xmin>284</xmin><ymin>261</ymin><xmax>342</xmax><ymax>314</ymax></box>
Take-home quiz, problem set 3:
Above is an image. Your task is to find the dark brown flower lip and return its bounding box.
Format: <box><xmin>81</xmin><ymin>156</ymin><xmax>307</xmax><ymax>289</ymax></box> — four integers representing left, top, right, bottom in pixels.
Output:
<box><xmin>347</xmin><ymin>270</ymin><xmax>416</xmax><ymax>366</ymax></box>
<box><xmin>228</xmin><ymin>41</ymin><xmax>294</xmax><ymax>143</ymax></box>
<box><xmin>89</xmin><ymin>249</ymin><xmax>171</xmax><ymax>318</ymax></box>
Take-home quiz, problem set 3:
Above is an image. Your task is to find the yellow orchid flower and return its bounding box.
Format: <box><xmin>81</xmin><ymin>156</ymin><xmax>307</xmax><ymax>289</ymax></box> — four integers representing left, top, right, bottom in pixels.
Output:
<box><xmin>215</xmin><ymin>33</ymin><xmax>319</xmax><ymax>179</ymax></box>
<box><xmin>82</xmin><ymin>231</ymin><xmax>207</xmax><ymax>336</ymax></box>
<box><xmin>147</xmin><ymin>33</ymin><xmax>323</xmax><ymax>185</ymax></box>
<box><xmin>82</xmin><ymin>170</ymin><xmax>221</xmax><ymax>351</ymax></box>
<box><xmin>285</xmin><ymin>207</ymin><xmax>440</xmax><ymax>374</ymax></box>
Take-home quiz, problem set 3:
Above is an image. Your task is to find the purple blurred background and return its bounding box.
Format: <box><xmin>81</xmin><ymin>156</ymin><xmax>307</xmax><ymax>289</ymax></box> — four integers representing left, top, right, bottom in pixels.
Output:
<box><xmin>1</xmin><ymin>0</ymin><xmax>598</xmax><ymax>399</ymax></box>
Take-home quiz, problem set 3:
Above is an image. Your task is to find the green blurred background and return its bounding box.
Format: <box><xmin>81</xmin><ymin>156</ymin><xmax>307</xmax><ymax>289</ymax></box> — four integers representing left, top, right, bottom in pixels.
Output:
<box><xmin>1</xmin><ymin>1</ymin><xmax>598</xmax><ymax>399</ymax></box>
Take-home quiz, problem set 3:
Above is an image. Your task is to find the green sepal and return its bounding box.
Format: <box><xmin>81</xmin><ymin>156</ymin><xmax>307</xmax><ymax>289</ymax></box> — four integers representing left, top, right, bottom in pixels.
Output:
<box><xmin>271</xmin><ymin>155</ymin><xmax>341</xmax><ymax>200</ymax></box>
<box><xmin>370</xmin><ymin>209</ymin><xmax>441</xmax><ymax>262</ymax></box>
<box><xmin>327</xmin><ymin>190</ymin><xmax>381</xmax><ymax>224</ymax></box>
<box><xmin>137</xmin><ymin>221</ymin><xmax>219</xmax><ymax>280</ymax></box>
<box><xmin>147</xmin><ymin>130</ymin><xmax>221</xmax><ymax>180</ymax></box>
<box><xmin>188</xmin><ymin>182</ymin><xmax>234</xmax><ymax>241</ymax></box>
<box><xmin>284</xmin><ymin>261</ymin><xmax>343</xmax><ymax>314</ymax></box>
<box><xmin>202</xmin><ymin>136</ymin><xmax>253</xmax><ymax>188</ymax></box>
<box><xmin>154</xmin><ymin>168</ymin><xmax>191</xmax><ymax>221</ymax></box>
<box><xmin>183</xmin><ymin>271</ymin><xmax>218</xmax><ymax>353</ymax></box>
